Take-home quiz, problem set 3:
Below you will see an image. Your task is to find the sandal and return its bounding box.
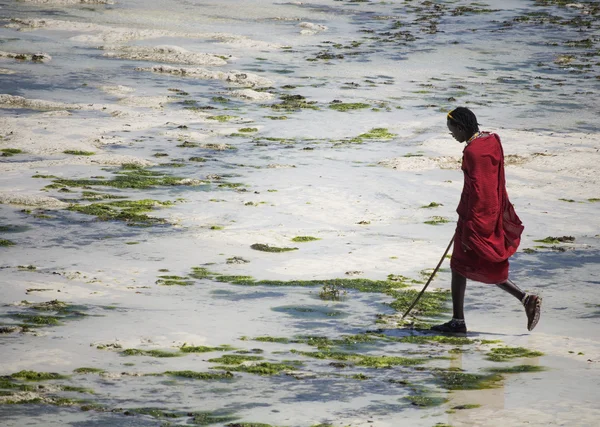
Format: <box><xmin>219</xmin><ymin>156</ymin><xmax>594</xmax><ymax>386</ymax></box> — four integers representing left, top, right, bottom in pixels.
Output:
<box><xmin>430</xmin><ymin>318</ymin><xmax>467</xmax><ymax>334</ymax></box>
<box><xmin>522</xmin><ymin>294</ymin><xmax>542</xmax><ymax>331</ymax></box>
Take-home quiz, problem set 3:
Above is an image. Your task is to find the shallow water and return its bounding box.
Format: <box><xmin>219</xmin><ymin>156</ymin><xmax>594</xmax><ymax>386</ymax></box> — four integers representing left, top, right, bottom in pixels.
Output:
<box><xmin>1</xmin><ymin>1</ymin><xmax>599</xmax><ymax>426</ymax></box>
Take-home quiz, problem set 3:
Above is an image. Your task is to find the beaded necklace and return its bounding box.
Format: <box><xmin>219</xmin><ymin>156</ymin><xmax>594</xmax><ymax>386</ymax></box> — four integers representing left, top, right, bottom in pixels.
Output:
<box><xmin>466</xmin><ymin>132</ymin><xmax>480</xmax><ymax>144</ymax></box>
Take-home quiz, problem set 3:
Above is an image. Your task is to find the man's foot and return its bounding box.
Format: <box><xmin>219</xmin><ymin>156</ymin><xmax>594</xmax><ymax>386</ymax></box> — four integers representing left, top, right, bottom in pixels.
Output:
<box><xmin>430</xmin><ymin>318</ymin><xmax>467</xmax><ymax>334</ymax></box>
<box><xmin>523</xmin><ymin>294</ymin><xmax>542</xmax><ymax>331</ymax></box>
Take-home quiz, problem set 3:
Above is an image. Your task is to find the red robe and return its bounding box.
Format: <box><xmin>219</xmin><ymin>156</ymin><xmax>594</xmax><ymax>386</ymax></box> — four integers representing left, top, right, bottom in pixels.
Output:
<box><xmin>450</xmin><ymin>132</ymin><xmax>524</xmax><ymax>284</ymax></box>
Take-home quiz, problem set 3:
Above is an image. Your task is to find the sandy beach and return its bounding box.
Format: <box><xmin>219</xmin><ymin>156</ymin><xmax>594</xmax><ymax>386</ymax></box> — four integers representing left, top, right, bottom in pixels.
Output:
<box><xmin>1</xmin><ymin>1</ymin><xmax>599</xmax><ymax>426</ymax></box>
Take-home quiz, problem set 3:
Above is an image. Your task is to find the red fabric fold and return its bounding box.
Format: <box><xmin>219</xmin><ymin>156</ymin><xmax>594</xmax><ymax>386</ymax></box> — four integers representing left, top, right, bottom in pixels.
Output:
<box><xmin>450</xmin><ymin>133</ymin><xmax>524</xmax><ymax>284</ymax></box>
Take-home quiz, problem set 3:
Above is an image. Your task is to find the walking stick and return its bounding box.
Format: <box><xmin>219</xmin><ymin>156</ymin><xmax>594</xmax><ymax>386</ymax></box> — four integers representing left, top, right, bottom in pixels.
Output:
<box><xmin>401</xmin><ymin>236</ymin><xmax>454</xmax><ymax>319</ymax></box>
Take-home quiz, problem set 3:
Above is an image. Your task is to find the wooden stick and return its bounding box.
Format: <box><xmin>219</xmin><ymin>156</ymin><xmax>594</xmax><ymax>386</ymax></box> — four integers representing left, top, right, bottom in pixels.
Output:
<box><xmin>401</xmin><ymin>236</ymin><xmax>454</xmax><ymax>319</ymax></box>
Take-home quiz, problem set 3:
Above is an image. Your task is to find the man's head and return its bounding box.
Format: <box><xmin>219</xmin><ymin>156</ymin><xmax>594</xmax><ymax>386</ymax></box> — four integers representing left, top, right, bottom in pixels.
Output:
<box><xmin>447</xmin><ymin>107</ymin><xmax>479</xmax><ymax>143</ymax></box>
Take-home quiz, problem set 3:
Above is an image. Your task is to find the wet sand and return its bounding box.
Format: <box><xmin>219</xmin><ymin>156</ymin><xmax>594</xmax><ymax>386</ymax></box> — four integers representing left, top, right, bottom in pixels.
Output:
<box><xmin>1</xmin><ymin>1</ymin><xmax>599</xmax><ymax>426</ymax></box>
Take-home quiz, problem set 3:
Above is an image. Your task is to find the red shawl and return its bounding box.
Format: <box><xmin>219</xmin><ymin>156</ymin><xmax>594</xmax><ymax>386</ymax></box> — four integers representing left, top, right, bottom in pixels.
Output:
<box><xmin>456</xmin><ymin>133</ymin><xmax>524</xmax><ymax>264</ymax></box>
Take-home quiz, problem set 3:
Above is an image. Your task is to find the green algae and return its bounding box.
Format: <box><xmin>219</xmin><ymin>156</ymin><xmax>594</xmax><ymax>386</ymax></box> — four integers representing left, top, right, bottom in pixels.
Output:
<box><xmin>212</xmin><ymin>362</ymin><xmax>299</xmax><ymax>376</ymax></box>
<box><xmin>190</xmin><ymin>411</ymin><xmax>239</xmax><ymax>425</ymax></box>
<box><xmin>80</xmin><ymin>191</ymin><xmax>127</xmax><ymax>201</ymax></box>
<box><xmin>534</xmin><ymin>236</ymin><xmax>575</xmax><ymax>244</ymax></box>
<box><xmin>207</xmin><ymin>355</ymin><xmax>264</xmax><ymax>365</ymax></box>
<box><xmin>486</xmin><ymin>347</ymin><xmax>544</xmax><ymax>362</ymax></box>
<box><xmin>11</xmin><ymin>371</ymin><xmax>68</xmax><ymax>381</ymax></box>
<box><xmin>52</xmin><ymin>165</ymin><xmax>198</xmax><ymax>190</ymax></box>
<box><xmin>68</xmin><ymin>199</ymin><xmax>172</xmax><ymax>226</ymax></box>
<box><xmin>0</xmin><ymin>239</ymin><xmax>16</xmax><ymax>247</ymax></box>
<box><xmin>180</xmin><ymin>344</ymin><xmax>233</xmax><ymax>353</ymax></box>
<box><xmin>253</xmin><ymin>336</ymin><xmax>290</xmax><ymax>344</ymax></box>
<box><xmin>291</xmin><ymin>236</ymin><xmax>320</xmax><ymax>242</ymax></box>
<box><xmin>319</xmin><ymin>282</ymin><xmax>347</xmax><ymax>301</ymax></box>
<box><xmin>265</xmin><ymin>115</ymin><xmax>288</xmax><ymax>120</ymax></box>
<box><xmin>177</xmin><ymin>141</ymin><xmax>199</xmax><ymax>148</ymax></box>
<box><xmin>10</xmin><ymin>313</ymin><xmax>62</xmax><ymax>325</ymax></box>
<box><xmin>487</xmin><ymin>365</ymin><xmax>546</xmax><ymax>374</ymax></box>
<box><xmin>434</xmin><ymin>371</ymin><xmax>503</xmax><ymax>390</ymax></box>
<box><xmin>389</xmin><ymin>289</ymin><xmax>450</xmax><ymax>317</ymax></box>
<box><xmin>73</xmin><ymin>367</ymin><xmax>105</xmax><ymax>374</ymax></box>
<box><xmin>1</xmin><ymin>148</ymin><xmax>23</xmax><ymax>156</ymax></box>
<box><xmin>452</xmin><ymin>403</ymin><xmax>481</xmax><ymax>410</ymax></box>
<box><xmin>329</xmin><ymin>102</ymin><xmax>370</xmax><ymax>111</ymax></box>
<box><xmin>189</xmin><ymin>266</ymin><xmax>219</xmax><ymax>279</ymax></box>
<box><xmin>357</xmin><ymin>128</ymin><xmax>396</xmax><ymax>140</ymax></box>
<box><xmin>156</xmin><ymin>275</ymin><xmax>194</xmax><ymax>286</ymax></box>
<box><xmin>268</xmin><ymin>94</ymin><xmax>319</xmax><ymax>111</ymax></box>
<box><xmin>163</xmin><ymin>371</ymin><xmax>235</xmax><ymax>380</ymax></box>
<box><xmin>238</xmin><ymin>128</ymin><xmax>258</xmax><ymax>133</ymax></box>
<box><xmin>61</xmin><ymin>385</ymin><xmax>95</xmax><ymax>394</ymax></box>
<box><xmin>399</xmin><ymin>335</ymin><xmax>474</xmax><ymax>345</ymax></box>
<box><xmin>250</xmin><ymin>243</ymin><xmax>298</xmax><ymax>252</ymax></box>
<box><xmin>63</xmin><ymin>150</ymin><xmax>95</xmax><ymax>156</ymax></box>
<box><xmin>189</xmin><ymin>156</ymin><xmax>207</xmax><ymax>162</ymax></box>
<box><xmin>421</xmin><ymin>202</ymin><xmax>443</xmax><ymax>208</ymax></box>
<box><xmin>404</xmin><ymin>395</ymin><xmax>448</xmax><ymax>407</ymax></box>
<box><xmin>292</xmin><ymin>349</ymin><xmax>426</xmax><ymax>368</ymax></box>
<box><xmin>121</xmin><ymin>349</ymin><xmax>182</xmax><ymax>358</ymax></box>
<box><xmin>424</xmin><ymin>216</ymin><xmax>451</xmax><ymax>225</ymax></box>
<box><xmin>207</xmin><ymin>115</ymin><xmax>236</xmax><ymax>122</ymax></box>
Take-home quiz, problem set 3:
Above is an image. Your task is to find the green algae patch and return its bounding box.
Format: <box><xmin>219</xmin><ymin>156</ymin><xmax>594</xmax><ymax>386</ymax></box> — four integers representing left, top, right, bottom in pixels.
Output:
<box><xmin>68</xmin><ymin>199</ymin><xmax>172</xmax><ymax>226</ymax></box>
<box><xmin>268</xmin><ymin>94</ymin><xmax>319</xmax><ymax>111</ymax></box>
<box><xmin>292</xmin><ymin>349</ymin><xmax>426</xmax><ymax>368</ymax></box>
<box><xmin>424</xmin><ymin>216</ymin><xmax>450</xmax><ymax>225</ymax></box>
<box><xmin>121</xmin><ymin>349</ymin><xmax>182</xmax><ymax>358</ymax></box>
<box><xmin>189</xmin><ymin>266</ymin><xmax>219</xmax><ymax>279</ymax></box>
<box><xmin>389</xmin><ymin>289</ymin><xmax>450</xmax><ymax>317</ymax></box>
<box><xmin>215</xmin><ymin>275</ymin><xmax>256</xmax><ymax>285</ymax></box>
<box><xmin>329</xmin><ymin>102</ymin><xmax>370</xmax><ymax>111</ymax></box>
<box><xmin>10</xmin><ymin>313</ymin><xmax>62</xmax><ymax>326</ymax></box>
<box><xmin>291</xmin><ymin>236</ymin><xmax>320</xmax><ymax>242</ymax></box>
<box><xmin>250</xmin><ymin>243</ymin><xmax>298</xmax><ymax>252</ymax></box>
<box><xmin>180</xmin><ymin>344</ymin><xmax>233</xmax><ymax>353</ymax></box>
<box><xmin>421</xmin><ymin>202</ymin><xmax>443</xmax><ymax>209</ymax></box>
<box><xmin>212</xmin><ymin>362</ymin><xmax>299</xmax><ymax>376</ymax></box>
<box><xmin>253</xmin><ymin>336</ymin><xmax>290</xmax><ymax>344</ymax></box>
<box><xmin>404</xmin><ymin>395</ymin><xmax>448</xmax><ymax>407</ymax></box>
<box><xmin>452</xmin><ymin>403</ymin><xmax>481</xmax><ymax>410</ymax></box>
<box><xmin>63</xmin><ymin>150</ymin><xmax>95</xmax><ymax>156</ymax></box>
<box><xmin>11</xmin><ymin>371</ymin><xmax>68</xmax><ymax>381</ymax></box>
<box><xmin>156</xmin><ymin>275</ymin><xmax>194</xmax><ymax>286</ymax></box>
<box><xmin>1</xmin><ymin>148</ymin><xmax>23</xmax><ymax>156</ymax></box>
<box><xmin>434</xmin><ymin>371</ymin><xmax>503</xmax><ymax>390</ymax></box>
<box><xmin>73</xmin><ymin>367</ymin><xmax>105</xmax><ymax>374</ymax></box>
<box><xmin>52</xmin><ymin>165</ymin><xmax>202</xmax><ymax>190</ymax></box>
<box><xmin>238</xmin><ymin>127</ymin><xmax>258</xmax><ymax>133</ymax></box>
<box><xmin>399</xmin><ymin>335</ymin><xmax>474</xmax><ymax>345</ymax></box>
<box><xmin>319</xmin><ymin>282</ymin><xmax>347</xmax><ymax>301</ymax></box>
<box><xmin>487</xmin><ymin>365</ymin><xmax>546</xmax><ymax>374</ymax></box>
<box><xmin>358</xmin><ymin>128</ymin><xmax>396</xmax><ymax>140</ymax></box>
<box><xmin>80</xmin><ymin>191</ymin><xmax>127</xmax><ymax>201</ymax></box>
<box><xmin>190</xmin><ymin>411</ymin><xmax>239</xmax><ymax>425</ymax></box>
<box><xmin>207</xmin><ymin>115</ymin><xmax>236</xmax><ymax>122</ymax></box>
<box><xmin>164</xmin><ymin>371</ymin><xmax>235</xmax><ymax>380</ymax></box>
<box><xmin>208</xmin><ymin>355</ymin><xmax>264</xmax><ymax>365</ymax></box>
<box><xmin>533</xmin><ymin>236</ymin><xmax>575</xmax><ymax>244</ymax></box>
<box><xmin>486</xmin><ymin>347</ymin><xmax>544</xmax><ymax>362</ymax></box>
<box><xmin>0</xmin><ymin>239</ymin><xmax>16</xmax><ymax>247</ymax></box>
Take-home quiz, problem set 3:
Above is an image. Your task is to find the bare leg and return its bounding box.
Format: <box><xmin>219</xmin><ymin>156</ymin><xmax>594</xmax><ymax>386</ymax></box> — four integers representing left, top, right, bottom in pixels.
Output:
<box><xmin>496</xmin><ymin>279</ymin><xmax>526</xmax><ymax>302</ymax></box>
<box><xmin>451</xmin><ymin>270</ymin><xmax>467</xmax><ymax>320</ymax></box>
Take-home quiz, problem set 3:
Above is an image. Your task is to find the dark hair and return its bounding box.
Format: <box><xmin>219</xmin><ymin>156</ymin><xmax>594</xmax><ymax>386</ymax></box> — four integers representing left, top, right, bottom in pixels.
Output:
<box><xmin>447</xmin><ymin>107</ymin><xmax>479</xmax><ymax>135</ymax></box>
